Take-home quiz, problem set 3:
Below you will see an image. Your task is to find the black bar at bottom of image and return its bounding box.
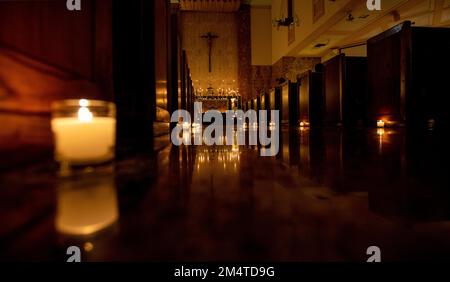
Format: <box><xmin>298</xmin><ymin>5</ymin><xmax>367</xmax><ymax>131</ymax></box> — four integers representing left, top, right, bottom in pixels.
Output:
<box><xmin>0</xmin><ymin>262</ymin><xmax>445</xmax><ymax>281</ymax></box>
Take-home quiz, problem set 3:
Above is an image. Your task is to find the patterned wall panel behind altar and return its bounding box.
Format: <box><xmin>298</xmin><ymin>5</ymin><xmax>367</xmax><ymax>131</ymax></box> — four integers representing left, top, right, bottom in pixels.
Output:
<box><xmin>181</xmin><ymin>11</ymin><xmax>238</xmax><ymax>91</ymax></box>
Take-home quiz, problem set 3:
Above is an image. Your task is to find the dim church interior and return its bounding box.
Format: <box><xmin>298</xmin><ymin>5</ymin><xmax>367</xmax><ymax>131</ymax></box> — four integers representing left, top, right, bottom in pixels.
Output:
<box><xmin>1</xmin><ymin>0</ymin><xmax>450</xmax><ymax>261</ymax></box>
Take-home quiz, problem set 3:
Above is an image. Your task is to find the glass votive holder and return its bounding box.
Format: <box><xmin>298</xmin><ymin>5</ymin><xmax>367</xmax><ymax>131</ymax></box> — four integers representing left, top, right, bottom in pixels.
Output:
<box><xmin>51</xmin><ymin>99</ymin><xmax>116</xmax><ymax>167</ymax></box>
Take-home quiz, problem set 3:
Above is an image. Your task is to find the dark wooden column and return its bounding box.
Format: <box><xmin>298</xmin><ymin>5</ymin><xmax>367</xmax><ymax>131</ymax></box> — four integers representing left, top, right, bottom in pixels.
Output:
<box><xmin>181</xmin><ymin>50</ymin><xmax>187</xmax><ymax>111</ymax></box>
<box><xmin>288</xmin><ymin>81</ymin><xmax>299</xmax><ymax>126</ymax></box>
<box><xmin>113</xmin><ymin>0</ymin><xmax>156</xmax><ymax>158</ymax></box>
<box><xmin>169</xmin><ymin>4</ymin><xmax>181</xmax><ymax>123</ymax></box>
<box><xmin>323</xmin><ymin>54</ymin><xmax>343</xmax><ymax>126</ymax></box>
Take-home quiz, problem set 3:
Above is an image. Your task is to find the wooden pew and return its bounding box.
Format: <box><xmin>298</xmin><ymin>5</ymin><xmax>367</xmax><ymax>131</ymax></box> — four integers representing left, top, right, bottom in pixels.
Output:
<box><xmin>280</xmin><ymin>83</ymin><xmax>289</xmax><ymax>124</ymax></box>
<box><xmin>297</xmin><ymin>70</ymin><xmax>324</xmax><ymax>127</ymax></box>
<box><xmin>278</xmin><ymin>81</ymin><xmax>299</xmax><ymax>126</ymax></box>
<box><xmin>267</xmin><ymin>88</ymin><xmax>280</xmax><ymax>124</ymax></box>
<box><xmin>260</xmin><ymin>92</ymin><xmax>266</xmax><ymax>112</ymax></box>
<box><xmin>368</xmin><ymin>21</ymin><xmax>450</xmax><ymax>128</ymax></box>
<box><xmin>253</xmin><ymin>97</ymin><xmax>259</xmax><ymax>112</ymax></box>
<box><xmin>323</xmin><ymin>54</ymin><xmax>368</xmax><ymax>126</ymax></box>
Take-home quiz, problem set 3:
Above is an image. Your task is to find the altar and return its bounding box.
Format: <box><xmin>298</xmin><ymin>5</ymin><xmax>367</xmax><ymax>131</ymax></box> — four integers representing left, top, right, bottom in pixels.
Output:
<box><xmin>194</xmin><ymin>86</ymin><xmax>241</xmax><ymax>113</ymax></box>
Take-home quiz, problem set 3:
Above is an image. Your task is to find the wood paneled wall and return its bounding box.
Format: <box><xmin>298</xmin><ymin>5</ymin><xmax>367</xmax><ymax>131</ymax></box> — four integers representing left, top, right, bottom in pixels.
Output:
<box><xmin>0</xmin><ymin>0</ymin><xmax>95</xmax><ymax>78</ymax></box>
<box><xmin>0</xmin><ymin>0</ymin><xmax>113</xmax><ymax>113</ymax></box>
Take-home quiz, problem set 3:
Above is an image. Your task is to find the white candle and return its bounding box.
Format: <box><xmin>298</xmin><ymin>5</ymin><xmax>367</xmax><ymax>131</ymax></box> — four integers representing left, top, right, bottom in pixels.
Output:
<box><xmin>51</xmin><ymin>100</ymin><xmax>116</xmax><ymax>165</ymax></box>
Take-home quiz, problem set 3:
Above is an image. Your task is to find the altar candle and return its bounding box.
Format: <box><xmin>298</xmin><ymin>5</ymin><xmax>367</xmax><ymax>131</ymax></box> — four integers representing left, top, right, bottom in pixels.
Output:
<box><xmin>51</xmin><ymin>99</ymin><xmax>116</xmax><ymax>165</ymax></box>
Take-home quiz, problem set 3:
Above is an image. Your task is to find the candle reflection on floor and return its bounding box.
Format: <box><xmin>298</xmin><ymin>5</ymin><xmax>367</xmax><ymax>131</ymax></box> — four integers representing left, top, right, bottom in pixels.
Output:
<box><xmin>56</xmin><ymin>168</ymin><xmax>119</xmax><ymax>236</ymax></box>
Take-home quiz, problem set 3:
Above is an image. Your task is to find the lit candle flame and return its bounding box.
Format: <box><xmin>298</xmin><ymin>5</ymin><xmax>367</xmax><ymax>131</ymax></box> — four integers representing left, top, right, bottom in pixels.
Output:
<box><xmin>78</xmin><ymin>107</ymin><xmax>93</xmax><ymax>122</ymax></box>
<box><xmin>377</xmin><ymin>120</ymin><xmax>385</xmax><ymax>128</ymax></box>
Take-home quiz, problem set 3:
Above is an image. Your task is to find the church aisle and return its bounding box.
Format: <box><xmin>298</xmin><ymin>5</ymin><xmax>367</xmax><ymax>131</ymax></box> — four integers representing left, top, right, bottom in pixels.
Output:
<box><xmin>2</xmin><ymin>127</ymin><xmax>450</xmax><ymax>261</ymax></box>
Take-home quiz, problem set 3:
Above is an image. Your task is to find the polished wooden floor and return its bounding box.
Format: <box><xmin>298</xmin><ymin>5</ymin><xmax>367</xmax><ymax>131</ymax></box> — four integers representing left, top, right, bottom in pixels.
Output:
<box><xmin>1</xmin><ymin>119</ymin><xmax>450</xmax><ymax>261</ymax></box>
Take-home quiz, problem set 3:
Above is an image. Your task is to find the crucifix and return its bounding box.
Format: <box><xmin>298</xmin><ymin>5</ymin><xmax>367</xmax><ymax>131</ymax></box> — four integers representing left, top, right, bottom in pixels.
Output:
<box><xmin>201</xmin><ymin>32</ymin><xmax>219</xmax><ymax>73</ymax></box>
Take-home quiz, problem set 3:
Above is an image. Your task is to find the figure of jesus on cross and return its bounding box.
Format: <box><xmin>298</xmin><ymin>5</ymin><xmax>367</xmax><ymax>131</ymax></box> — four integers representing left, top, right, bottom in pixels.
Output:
<box><xmin>201</xmin><ymin>32</ymin><xmax>219</xmax><ymax>73</ymax></box>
